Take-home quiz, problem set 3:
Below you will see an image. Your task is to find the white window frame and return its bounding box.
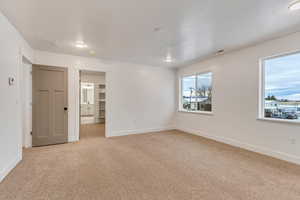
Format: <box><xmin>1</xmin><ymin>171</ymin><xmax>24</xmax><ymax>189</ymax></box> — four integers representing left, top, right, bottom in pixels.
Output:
<box><xmin>179</xmin><ymin>71</ymin><xmax>213</xmax><ymax>115</ymax></box>
<box><xmin>259</xmin><ymin>50</ymin><xmax>300</xmax><ymax>124</ymax></box>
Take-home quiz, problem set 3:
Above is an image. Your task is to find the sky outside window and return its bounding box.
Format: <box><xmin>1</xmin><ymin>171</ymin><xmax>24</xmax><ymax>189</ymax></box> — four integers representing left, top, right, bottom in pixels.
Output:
<box><xmin>265</xmin><ymin>52</ymin><xmax>300</xmax><ymax>101</ymax></box>
<box><xmin>182</xmin><ymin>75</ymin><xmax>196</xmax><ymax>97</ymax></box>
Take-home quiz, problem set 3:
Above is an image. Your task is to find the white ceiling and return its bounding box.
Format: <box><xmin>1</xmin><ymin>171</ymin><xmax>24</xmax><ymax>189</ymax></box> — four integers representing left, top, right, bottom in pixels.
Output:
<box><xmin>1</xmin><ymin>0</ymin><xmax>300</xmax><ymax>67</ymax></box>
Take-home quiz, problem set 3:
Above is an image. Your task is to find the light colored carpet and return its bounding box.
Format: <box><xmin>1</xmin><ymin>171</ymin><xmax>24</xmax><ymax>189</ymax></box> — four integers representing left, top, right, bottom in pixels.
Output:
<box><xmin>1</xmin><ymin>124</ymin><xmax>300</xmax><ymax>200</ymax></box>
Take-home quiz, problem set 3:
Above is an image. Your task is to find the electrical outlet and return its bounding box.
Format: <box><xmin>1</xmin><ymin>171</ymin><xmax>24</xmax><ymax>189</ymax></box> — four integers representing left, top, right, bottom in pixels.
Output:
<box><xmin>290</xmin><ymin>138</ymin><xmax>296</xmax><ymax>145</ymax></box>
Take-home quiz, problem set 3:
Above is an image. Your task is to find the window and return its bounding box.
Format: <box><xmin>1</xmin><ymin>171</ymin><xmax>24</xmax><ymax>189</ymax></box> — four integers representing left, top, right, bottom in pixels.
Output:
<box><xmin>261</xmin><ymin>52</ymin><xmax>300</xmax><ymax>122</ymax></box>
<box><xmin>181</xmin><ymin>72</ymin><xmax>212</xmax><ymax>113</ymax></box>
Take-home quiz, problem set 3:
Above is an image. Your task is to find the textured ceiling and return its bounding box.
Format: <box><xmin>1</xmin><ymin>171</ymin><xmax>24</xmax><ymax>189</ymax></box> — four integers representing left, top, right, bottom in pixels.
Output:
<box><xmin>1</xmin><ymin>0</ymin><xmax>300</xmax><ymax>67</ymax></box>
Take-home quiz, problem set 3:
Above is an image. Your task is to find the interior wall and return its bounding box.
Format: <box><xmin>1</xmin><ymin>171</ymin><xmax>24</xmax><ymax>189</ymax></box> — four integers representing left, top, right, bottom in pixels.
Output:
<box><xmin>81</xmin><ymin>73</ymin><xmax>105</xmax><ymax>85</ymax></box>
<box><xmin>176</xmin><ymin>31</ymin><xmax>300</xmax><ymax>165</ymax></box>
<box><xmin>0</xmin><ymin>12</ymin><xmax>33</xmax><ymax>182</ymax></box>
<box><xmin>34</xmin><ymin>51</ymin><xmax>176</xmax><ymax>139</ymax></box>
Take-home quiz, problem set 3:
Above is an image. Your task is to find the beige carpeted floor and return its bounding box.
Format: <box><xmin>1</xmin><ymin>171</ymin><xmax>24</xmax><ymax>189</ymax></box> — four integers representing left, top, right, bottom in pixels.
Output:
<box><xmin>1</xmin><ymin>124</ymin><xmax>300</xmax><ymax>200</ymax></box>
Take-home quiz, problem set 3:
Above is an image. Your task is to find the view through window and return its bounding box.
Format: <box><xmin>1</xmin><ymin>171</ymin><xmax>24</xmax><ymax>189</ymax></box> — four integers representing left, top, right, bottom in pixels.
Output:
<box><xmin>263</xmin><ymin>52</ymin><xmax>300</xmax><ymax>121</ymax></box>
<box><xmin>181</xmin><ymin>72</ymin><xmax>212</xmax><ymax>112</ymax></box>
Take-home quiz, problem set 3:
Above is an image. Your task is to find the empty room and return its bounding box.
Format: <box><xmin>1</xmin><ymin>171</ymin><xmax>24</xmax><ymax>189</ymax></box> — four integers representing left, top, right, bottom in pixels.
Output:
<box><xmin>1</xmin><ymin>0</ymin><xmax>300</xmax><ymax>199</ymax></box>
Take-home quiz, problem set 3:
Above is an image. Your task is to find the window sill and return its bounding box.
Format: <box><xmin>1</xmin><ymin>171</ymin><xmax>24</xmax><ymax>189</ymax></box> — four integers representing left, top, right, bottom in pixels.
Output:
<box><xmin>257</xmin><ymin>117</ymin><xmax>300</xmax><ymax>125</ymax></box>
<box><xmin>178</xmin><ymin>110</ymin><xmax>213</xmax><ymax>116</ymax></box>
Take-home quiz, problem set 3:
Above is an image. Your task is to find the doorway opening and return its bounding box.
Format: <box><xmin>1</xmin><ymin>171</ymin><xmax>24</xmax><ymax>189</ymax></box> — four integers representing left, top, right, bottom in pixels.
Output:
<box><xmin>79</xmin><ymin>71</ymin><xmax>106</xmax><ymax>140</ymax></box>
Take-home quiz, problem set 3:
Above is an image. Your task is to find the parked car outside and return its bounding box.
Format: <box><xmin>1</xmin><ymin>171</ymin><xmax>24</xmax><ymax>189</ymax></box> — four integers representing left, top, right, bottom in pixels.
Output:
<box><xmin>283</xmin><ymin>112</ymin><xmax>298</xmax><ymax>120</ymax></box>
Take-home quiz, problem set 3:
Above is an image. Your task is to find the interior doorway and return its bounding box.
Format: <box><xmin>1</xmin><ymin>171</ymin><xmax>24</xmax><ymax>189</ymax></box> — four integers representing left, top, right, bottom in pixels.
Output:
<box><xmin>79</xmin><ymin>70</ymin><xmax>106</xmax><ymax>139</ymax></box>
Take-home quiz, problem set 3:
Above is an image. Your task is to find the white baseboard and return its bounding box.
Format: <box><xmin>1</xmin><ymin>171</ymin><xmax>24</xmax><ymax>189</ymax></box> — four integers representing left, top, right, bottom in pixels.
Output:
<box><xmin>68</xmin><ymin>136</ymin><xmax>79</xmax><ymax>143</ymax></box>
<box><xmin>0</xmin><ymin>154</ymin><xmax>22</xmax><ymax>183</ymax></box>
<box><xmin>109</xmin><ymin>126</ymin><xmax>175</xmax><ymax>137</ymax></box>
<box><xmin>177</xmin><ymin>127</ymin><xmax>300</xmax><ymax>166</ymax></box>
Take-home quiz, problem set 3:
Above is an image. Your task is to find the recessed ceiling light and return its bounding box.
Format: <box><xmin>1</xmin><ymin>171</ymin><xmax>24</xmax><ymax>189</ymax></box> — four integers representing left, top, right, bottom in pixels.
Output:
<box><xmin>164</xmin><ymin>55</ymin><xmax>173</xmax><ymax>63</ymax></box>
<box><xmin>75</xmin><ymin>41</ymin><xmax>88</xmax><ymax>48</ymax></box>
<box><xmin>289</xmin><ymin>0</ymin><xmax>300</xmax><ymax>11</ymax></box>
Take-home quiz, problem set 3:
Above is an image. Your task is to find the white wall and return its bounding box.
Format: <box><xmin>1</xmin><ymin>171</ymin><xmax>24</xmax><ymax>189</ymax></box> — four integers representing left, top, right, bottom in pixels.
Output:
<box><xmin>176</xmin><ymin>32</ymin><xmax>300</xmax><ymax>165</ymax></box>
<box><xmin>109</xmin><ymin>64</ymin><xmax>176</xmax><ymax>136</ymax></box>
<box><xmin>0</xmin><ymin>12</ymin><xmax>33</xmax><ymax>182</ymax></box>
<box><xmin>81</xmin><ymin>73</ymin><xmax>105</xmax><ymax>85</ymax></box>
<box><xmin>34</xmin><ymin>51</ymin><xmax>176</xmax><ymax>139</ymax></box>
